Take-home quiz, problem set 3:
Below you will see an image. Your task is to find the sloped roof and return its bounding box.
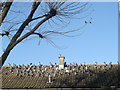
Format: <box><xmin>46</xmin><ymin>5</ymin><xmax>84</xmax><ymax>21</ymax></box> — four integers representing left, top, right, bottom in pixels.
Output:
<box><xmin>1</xmin><ymin>64</ymin><xmax>119</xmax><ymax>89</ymax></box>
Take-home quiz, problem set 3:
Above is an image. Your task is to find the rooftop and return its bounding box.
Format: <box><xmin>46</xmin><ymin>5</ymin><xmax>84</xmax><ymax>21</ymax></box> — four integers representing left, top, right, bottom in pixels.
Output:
<box><xmin>0</xmin><ymin>63</ymin><xmax>119</xmax><ymax>89</ymax></box>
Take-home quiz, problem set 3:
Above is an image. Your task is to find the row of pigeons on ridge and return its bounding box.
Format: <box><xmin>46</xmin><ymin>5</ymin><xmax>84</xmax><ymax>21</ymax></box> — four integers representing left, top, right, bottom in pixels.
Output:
<box><xmin>2</xmin><ymin>62</ymin><xmax>114</xmax><ymax>77</ymax></box>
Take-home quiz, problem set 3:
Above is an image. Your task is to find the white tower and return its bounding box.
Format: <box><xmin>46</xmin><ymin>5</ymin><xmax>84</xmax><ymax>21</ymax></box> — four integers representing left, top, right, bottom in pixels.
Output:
<box><xmin>59</xmin><ymin>56</ymin><xmax>65</xmax><ymax>69</ymax></box>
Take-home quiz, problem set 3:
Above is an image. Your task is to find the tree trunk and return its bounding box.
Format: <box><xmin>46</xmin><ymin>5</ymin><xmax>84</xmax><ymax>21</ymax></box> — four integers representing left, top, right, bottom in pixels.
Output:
<box><xmin>0</xmin><ymin>50</ymin><xmax>11</xmax><ymax>67</ymax></box>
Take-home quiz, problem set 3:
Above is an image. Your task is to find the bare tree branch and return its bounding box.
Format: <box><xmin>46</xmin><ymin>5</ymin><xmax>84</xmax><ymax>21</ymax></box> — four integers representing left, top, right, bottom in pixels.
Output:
<box><xmin>6</xmin><ymin>2</ymin><xmax>40</xmax><ymax>48</ymax></box>
<box><xmin>32</xmin><ymin>32</ymin><xmax>44</xmax><ymax>38</ymax></box>
<box><xmin>31</xmin><ymin>15</ymin><xmax>46</xmax><ymax>21</ymax></box>
<box><xmin>13</xmin><ymin>15</ymin><xmax>52</xmax><ymax>46</ymax></box>
<box><xmin>0</xmin><ymin>0</ymin><xmax>14</xmax><ymax>26</ymax></box>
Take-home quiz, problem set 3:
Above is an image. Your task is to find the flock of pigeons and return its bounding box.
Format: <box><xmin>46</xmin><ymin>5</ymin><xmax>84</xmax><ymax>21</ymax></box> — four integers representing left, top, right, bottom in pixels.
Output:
<box><xmin>3</xmin><ymin>62</ymin><xmax>113</xmax><ymax>78</ymax></box>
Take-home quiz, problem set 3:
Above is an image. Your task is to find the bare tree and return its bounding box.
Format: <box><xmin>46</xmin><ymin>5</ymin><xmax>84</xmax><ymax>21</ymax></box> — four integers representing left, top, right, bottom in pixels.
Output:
<box><xmin>0</xmin><ymin>1</ymin><xmax>92</xmax><ymax>67</ymax></box>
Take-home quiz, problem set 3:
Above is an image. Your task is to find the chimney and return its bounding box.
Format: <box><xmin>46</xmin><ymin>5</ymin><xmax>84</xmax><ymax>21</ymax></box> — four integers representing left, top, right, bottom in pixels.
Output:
<box><xmin>59</xmin><ymin>56</ymin><xmax>65</xmax><ymax>69</ymax></box>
